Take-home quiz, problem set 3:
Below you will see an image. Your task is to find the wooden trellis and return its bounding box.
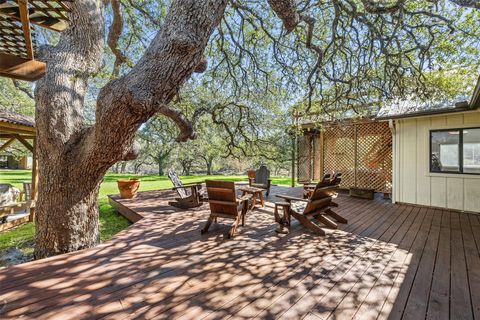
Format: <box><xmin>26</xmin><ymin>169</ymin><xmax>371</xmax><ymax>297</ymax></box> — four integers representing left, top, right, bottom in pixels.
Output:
<box><xmin>299</xmin><ymin>121</ymin><xmax>393</xmax><ymax>193</ymax></box>
<box><xmin>0</xmin><ymin>0</ymin><xmax>71</xmax><ymax>81</ymax></box>
<box><xmin>323</xmin><ymin>124</ymin><xmax>356</xmax><ymax>189</ymax></box>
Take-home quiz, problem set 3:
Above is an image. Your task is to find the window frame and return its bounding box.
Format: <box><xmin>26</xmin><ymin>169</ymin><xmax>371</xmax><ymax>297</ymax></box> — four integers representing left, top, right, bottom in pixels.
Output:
<box><xmin>429</xmin><ymin>127</ymin><xmax>480</xmax><ymax>175</ymax></box>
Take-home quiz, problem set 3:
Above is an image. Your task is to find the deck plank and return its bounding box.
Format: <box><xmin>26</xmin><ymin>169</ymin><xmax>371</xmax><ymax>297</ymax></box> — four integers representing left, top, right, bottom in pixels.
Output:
<box><xmin>351</xmin><ymin>206</ymin><xmax>423</xmax><ymax>320</ymax></box>
<box><xmin>450</xmin><ymin>212</ymin><xmax>474</xmax><ymax>320</ymax></box>
<box><xmin>459</xmin><ymin>212</ymin><xmax>480</xmax><ymax>319</ymax></box>
<box><xmin>307</xmin><ymin>202</ymin><xmax>418</xmax><ymax>319</ymax></box>
<box><xmin>401</xmin><ymin>209</ymin><xmax>442</xmax><ymax>320</ymax></box>
<box><xmin>377</xmin><ymin>206</ymin><xmax>433</xmax><ymax>320</ymax></box>
<box><xmin>426</xmin><ymin>210</ymin><xmax>451</xmax><ymax>320</ymax></box>
<box><xmin>0</xmin><ymin>186</ymin><xmax>478</xmax><ymax>320</ymax></box>
<box><xmin>269</xmin><ymin>201</ymin><xmax>413</xmax><ymax>319</ymax></box>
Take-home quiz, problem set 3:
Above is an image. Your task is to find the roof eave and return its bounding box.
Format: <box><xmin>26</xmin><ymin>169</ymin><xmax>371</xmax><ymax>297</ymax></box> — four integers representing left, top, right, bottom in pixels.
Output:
<box><xmin>375</xmin><ymin>100</ymin><xmax>473</xmax><ymax>121</ymax></box>
<box><xmin>470</xmin><ymin>76</ymin><xmax>480</xmax><ymax>109</ymax></box>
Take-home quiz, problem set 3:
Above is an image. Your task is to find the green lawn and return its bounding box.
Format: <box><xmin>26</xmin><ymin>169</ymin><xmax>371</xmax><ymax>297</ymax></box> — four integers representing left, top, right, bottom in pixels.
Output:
<box><xmin>0</xmin><ymin>169</ymin><xmax>292</xmax><ymax>266</ymax></box>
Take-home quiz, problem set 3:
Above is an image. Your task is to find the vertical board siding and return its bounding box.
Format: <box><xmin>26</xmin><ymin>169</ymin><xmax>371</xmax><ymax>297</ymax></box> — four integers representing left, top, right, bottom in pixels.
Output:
<box><xmin>396</xmin><ymin>112</ymin><xmax>480</xmax><ymax>212</ymax></box>
<box><xmin>464</xmin><ymin>179</ymin><xmax>480</xmax><ymax>212</ymax></box>
<box><xmin>416</xmin><ymin>118</ymin><xmax>431</xmax><ymax>206</ymax></box>
<box><xmin>447</xmin><ymin>178</ymin><xmax>464</xmax><ymax>210</ymax></box>
<box><xmin>431</xmin><ymin>177</ymin><xmax>447</xmax><ymax>208</ymax></box>
<box><xmin>401</xmin><ymin>120</ymin><xmax>418</xmax><ymax>203</ymax></box>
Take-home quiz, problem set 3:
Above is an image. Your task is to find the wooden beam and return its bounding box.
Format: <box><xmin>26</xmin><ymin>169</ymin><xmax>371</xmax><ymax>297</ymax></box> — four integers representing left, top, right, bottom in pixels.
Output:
<box><xmin>0</xmin><ymin>138</ymin><xmax>15</xmax><ymax>152</ymax></box>
<box><xmin>0</xmin><ymin>127</ymin><xmax>36</xmax><ymax>136</ymax></box>
<box><xmin>0</xmin><ymin>133</ymin><xmax>35</xmax><ymax>139</ymax></box>
<box><xmin>14</xmin><ymin>134</ymin><xmax>34</xmax><ymax>152</ymax></box>
<box><xmin>0</xmin><ymin>52</ymin><xmax>45</xmax><ymax>81</ymax></box>
<box><xmin>17</xmin><ymin>0</ymin><xmax>34</xmax><ymax>60</ymax></box>
<box><xmin>30</xmin><ymin>15</ymin><xmax>69</xmax><ymax>32</ymax></box>
<box><xmin>0</xmin><ymin>121</ymin><xmax>36</xmax><ymax>134</ymax></box>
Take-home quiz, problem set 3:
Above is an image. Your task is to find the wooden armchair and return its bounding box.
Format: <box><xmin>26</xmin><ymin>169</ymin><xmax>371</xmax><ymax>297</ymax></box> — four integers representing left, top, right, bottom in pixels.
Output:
<box><xmin>303</xmin><ymin>173</ymin><xmax>331</xmax><ymax>198</ymax></box>
<box><xmin>167</xmin><ymin>170</ymin><xmax>205</xmax><ymax>208</ymax></box>
<box><xmin>201</xmin><ymin>180</ymin><xmax>251</xmax><ymax>239</ymax></box>
<box><xmin>277</xmin><ymin>184</ymin><xmax>347</xmax><ymax>235</ymax></box>
<box><xmin>248</xmin><ymin>165</ymin><xmax>272</xmax><ymax>196</ymax></box>
<box><xmin>303</xmin><ymin>172</ymin><xmax>342</xmax><ymax>199</ymax></box>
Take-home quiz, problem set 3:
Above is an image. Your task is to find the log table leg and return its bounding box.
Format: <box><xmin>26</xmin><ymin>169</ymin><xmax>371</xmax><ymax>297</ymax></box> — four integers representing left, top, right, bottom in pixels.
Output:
<box><xmin>274</xmin><ymin>202</ymin><xmax>290</xmax><ymax>234</ymax></box>
<box><xmin>259</xmin><ymin>191</ymin><xmax>265</xmax><ymax>207</ymax></box>
<box><xmin>251</xmin><ymin>193</ymin><xmax>257</xmax><ymax>210</ymax></box>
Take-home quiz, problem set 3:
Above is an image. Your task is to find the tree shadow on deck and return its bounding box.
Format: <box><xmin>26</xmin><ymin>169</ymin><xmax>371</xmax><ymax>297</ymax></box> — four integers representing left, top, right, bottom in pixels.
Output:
<box><xmin>2</xmin><ymin>187</ymin><xmax>475</xmax><ymax>320</ymax></box>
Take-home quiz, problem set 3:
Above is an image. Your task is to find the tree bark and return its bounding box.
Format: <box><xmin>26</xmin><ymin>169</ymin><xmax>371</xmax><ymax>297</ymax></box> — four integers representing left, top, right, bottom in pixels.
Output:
<box><xmin>157</xmin><ymin>157</ymin><xmax>164</xmax><ymax>176</ymax></box>
<box><xmin>205</xmin><ymin>157</ymin><xmax>213</xmax><ymax>175</ymax></box>
<box><xmin>33</xmin><ymin>0</ymin><xmax>228</xmax><ymax>258</ymax></box>
<box><xmin>206</xmin><ymin>162</ymin><xmax>212</xmax><ymax>175</ymax></box>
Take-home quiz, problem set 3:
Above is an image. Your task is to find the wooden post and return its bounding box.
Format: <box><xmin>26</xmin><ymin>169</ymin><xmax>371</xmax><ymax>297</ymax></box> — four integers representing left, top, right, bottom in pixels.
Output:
<box><xmin>18</xmin><ymin>0</ymin><xmax>34</xmax><ymax>60</ymax></box>
<box><xmin>291</xmin><ymin>133</ymin><xmax>296</xmax><ymax>187</ymax></box>
<box><xmin>29</xmin><ymin>137</ymin><xmax>38</xmax><ymax>222</ymax></box>
<box><xmin>353</xmin><ymin>124</ymin><xmax>358</xmax><ymax>188</ymax></box>
<box><xmin>291</xmin><ymin>111</ymin><xmax>298</xmax><ymax>188</ymax></box>
<box><xmin>319</xmin><ymin>129</ymin><xmax>324</xmax><ymax>178</ymax></box>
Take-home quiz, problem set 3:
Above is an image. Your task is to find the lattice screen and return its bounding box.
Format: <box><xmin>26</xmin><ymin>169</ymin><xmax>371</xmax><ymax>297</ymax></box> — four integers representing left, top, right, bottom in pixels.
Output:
<box><xmin>298</xmin><ymin>121</ymin><xmax>393</xmax><ymax>193</ymax></box>
<box><xmin>323</xmin><ymin>124</ymin><xmax>356</xmax><ymax>189</ymax></box>
<box><xmin>355</xmin><ymin>122</ymin><xmax>393</xmax><ymax>192</ymax></box>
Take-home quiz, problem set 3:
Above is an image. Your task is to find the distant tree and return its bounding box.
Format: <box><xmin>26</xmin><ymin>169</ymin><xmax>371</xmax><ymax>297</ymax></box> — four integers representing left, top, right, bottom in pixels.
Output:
<box><xmin>177</xmin><ymin>147</ymin><xmax>196</xmax><ymax>176</ymax></box>
<box><xmin>0</xmin><ymin>79</ymin><xmax>34</xmax><ymax>116</ymax></box>
<box><xmin>139</xmin><ymin>116</ymin><xmax>178</xmax><ymax>176</ymax></box>
<box><xmin>191</xmin><ymin>119</ymin><xmax>224</xmax><ymax>175</ymax></box>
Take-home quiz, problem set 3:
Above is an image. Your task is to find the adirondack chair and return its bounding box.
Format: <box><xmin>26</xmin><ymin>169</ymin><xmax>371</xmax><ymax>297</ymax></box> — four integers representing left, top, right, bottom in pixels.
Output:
<box><xmin>276</xmin><ymin>184</ymin><xmax>347</xmax><ymax>235</ymax></box>
<box><xmin>302</xmin><ymin>172</ymin><xmax>342</xmax><ymax>199</ymax></box>
<box><xmin>167</xmin><ymin>170</ymin><xmax>205</xmax><ymax>208</ymax></box>
<box><xmin>248</xmin><ymin>165</ymin><xmax>272</xmax><ymax>196</ymax></box>
<box><xmin>201</xmin><ymin>180</ymin><xmax>251</xmax><ymax>239</ymax></box>
<box><xmin>303</xmin><ymin>173</ymin><xmax>331</xmax><ymax>198</ymax></box>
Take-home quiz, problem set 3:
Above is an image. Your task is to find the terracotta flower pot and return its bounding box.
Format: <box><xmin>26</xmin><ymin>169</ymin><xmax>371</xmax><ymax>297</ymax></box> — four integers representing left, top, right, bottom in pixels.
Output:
<box><xmin>117</xmin><ymin>179</ymin><xmax>141</xmax><ymax>199</ymax></box>
<box><xmin>247</xmin><ymin>169</ymin><xmax>256</xmax><ymax>179</ymax></box>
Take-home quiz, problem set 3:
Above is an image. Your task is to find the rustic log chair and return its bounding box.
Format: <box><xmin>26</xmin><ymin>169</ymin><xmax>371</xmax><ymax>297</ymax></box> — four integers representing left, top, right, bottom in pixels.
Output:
<box><xmin>201</xmin><ymin>180</ymin><xmax>251</xmax><ymax>239</ymax></box>
<box><xmin>248</xmin><ymin>165</ymin><xmax>272</xmax><ymax>196</ymax></box>
<box><xmin>276</xmin><ymin>184</ymin><xmax>347</xmax><ymax>236</ymax></box>
<box><xmin>167</xmin><ymin>170</ymin><xmax>205</xmax><ymax>208</ymax></box>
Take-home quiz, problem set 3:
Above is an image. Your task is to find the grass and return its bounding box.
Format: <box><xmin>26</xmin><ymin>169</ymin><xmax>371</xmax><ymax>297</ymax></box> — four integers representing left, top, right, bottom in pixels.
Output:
<box><xmin>0</xmin><ymin>169</ymin><xmax>292</xmax><ymax>266</ymax></box>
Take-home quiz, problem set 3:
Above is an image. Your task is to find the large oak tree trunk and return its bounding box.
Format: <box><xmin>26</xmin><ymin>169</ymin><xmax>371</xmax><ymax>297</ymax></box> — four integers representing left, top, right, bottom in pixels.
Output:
<box><xmin>33</xmin><ymin>0</ymin><xmax>228</xmax><ymax>259</ymax></box>
<box><xmin>34</xmin><ymin>160</ymin><xmax>104</xmax><ymax>257</ymax></box>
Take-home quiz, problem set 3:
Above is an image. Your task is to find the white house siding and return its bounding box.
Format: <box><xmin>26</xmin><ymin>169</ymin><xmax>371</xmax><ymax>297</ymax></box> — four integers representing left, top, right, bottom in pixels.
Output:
<box><xmin>393</xmin><ymin>110</ymin><xmax>480</xmax><ymax>213</ymax></box>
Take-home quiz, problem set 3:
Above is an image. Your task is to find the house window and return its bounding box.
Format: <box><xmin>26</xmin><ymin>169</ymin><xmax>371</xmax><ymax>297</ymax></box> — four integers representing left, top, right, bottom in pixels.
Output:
<box><xmin>430</xmin><ymin>127</ymin><xmax>480</xmax><ymax>174</ymax></box>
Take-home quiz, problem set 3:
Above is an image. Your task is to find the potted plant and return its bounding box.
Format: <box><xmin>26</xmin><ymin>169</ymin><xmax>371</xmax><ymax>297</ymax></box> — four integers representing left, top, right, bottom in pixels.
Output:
<box><xmin>117</xmin><ymin>178</ymin><xmax>141</xmax><ymax>199</ymax></box>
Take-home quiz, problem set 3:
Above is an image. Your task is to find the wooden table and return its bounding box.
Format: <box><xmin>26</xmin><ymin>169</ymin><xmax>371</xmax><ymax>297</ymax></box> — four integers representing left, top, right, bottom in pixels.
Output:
<box><xmin>238</xmin><ymin>186</ymin><xmax>265</xmax><ymax>210</ymax></box>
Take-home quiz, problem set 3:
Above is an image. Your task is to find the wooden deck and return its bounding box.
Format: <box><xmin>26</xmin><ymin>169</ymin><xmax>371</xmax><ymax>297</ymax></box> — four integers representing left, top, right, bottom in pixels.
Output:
<box><xmin>0</xmin><ymin>186</ymin><xmax>479</xmax><ymax>319</ymax></box>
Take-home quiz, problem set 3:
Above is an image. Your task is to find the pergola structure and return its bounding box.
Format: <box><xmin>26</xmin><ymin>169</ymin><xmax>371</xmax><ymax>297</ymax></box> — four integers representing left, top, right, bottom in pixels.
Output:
<box><xmin>0</xmin><ymin>111</ymin><xmax>37</xmax><ymax>230</ymax></box>
<box><xmin>0</xmin><ymin>0</ymin><xmax>71</xmax><ymax>81</ymax></box>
